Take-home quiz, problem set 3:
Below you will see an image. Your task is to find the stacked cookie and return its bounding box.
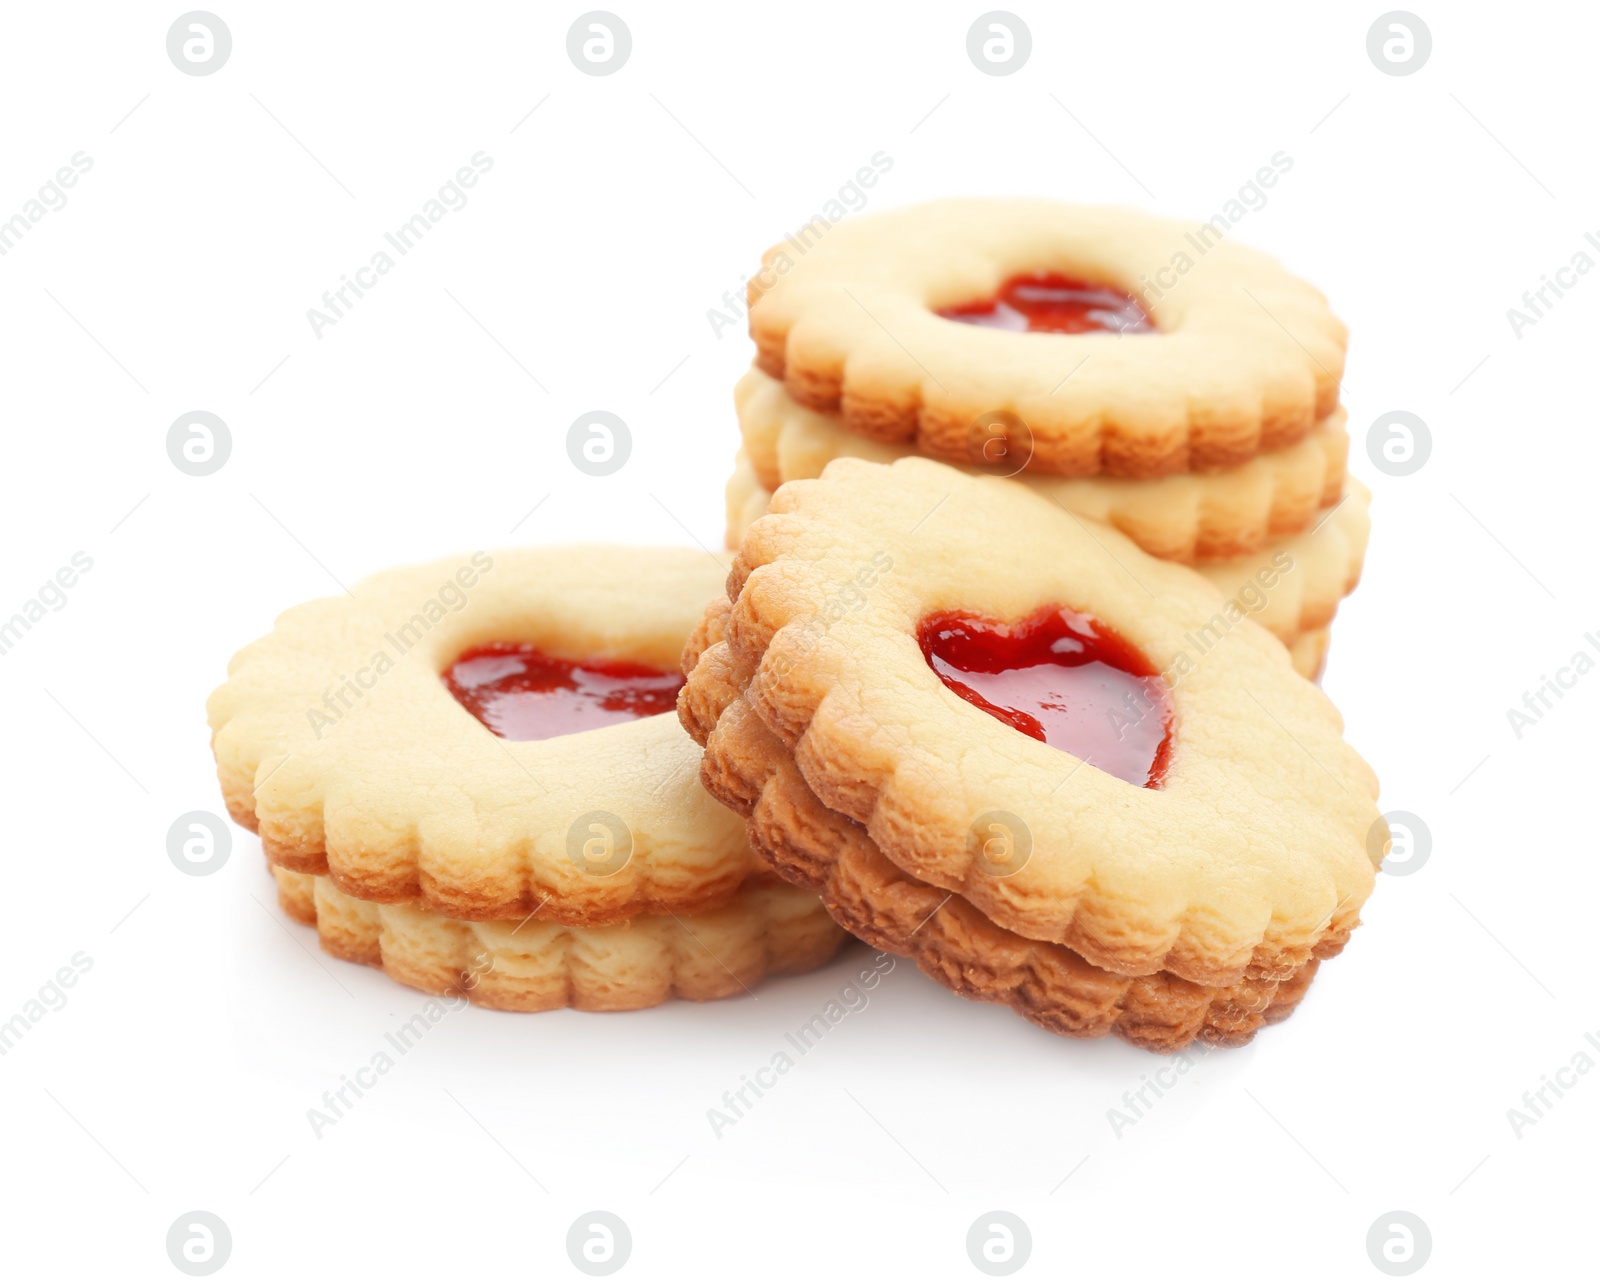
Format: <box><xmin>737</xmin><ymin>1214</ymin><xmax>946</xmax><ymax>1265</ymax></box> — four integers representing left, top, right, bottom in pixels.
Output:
<box><xmin>684</xmin><ymin>458</ymin><xmax>1384</xmax><ymax>1050</ymax></box>
<box><xmin>208</xmin><ymin>546</ymin><xmax>847</xmax><ymax>1012</ymax></box>
<box><xmin>724</xmin><ymin>199</ymin><xmax>1368</xmax><ymax>681</ymax></box>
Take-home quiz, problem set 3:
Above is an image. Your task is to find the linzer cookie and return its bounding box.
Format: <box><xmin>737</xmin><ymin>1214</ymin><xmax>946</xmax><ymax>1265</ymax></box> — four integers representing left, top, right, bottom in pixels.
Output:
<box><xmin>681</xmin><ymin>458</ymin><xmax>1384</xmax><ymax>1047</ymax></box>
<box><xmin>210</xmin><ymin>545</ymin><xmax>810</xmax><ymax>925</ymax></box>
<box><xmin>680</xmin><ymin>602</ymin><xmax>1321</xmax><ymax>1051</ymax></box>
<box><xmin>745</xmin><ymin>198</ymin><xmax>1347</xmax><ymax>476</ymax></box>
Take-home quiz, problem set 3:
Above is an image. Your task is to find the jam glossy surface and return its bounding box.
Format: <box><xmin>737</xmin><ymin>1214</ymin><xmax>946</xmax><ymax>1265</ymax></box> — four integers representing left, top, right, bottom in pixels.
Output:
<box><xmin>938</xmin><ymin>271</ymin><xmax>1153</xmax><ymax>335</ymax></box>
<box><xmin>918</xmin><ymin>607</ymin><xmax>1173</xmax><ymax>787</ymax></box>
<box><xmin>443</xmin><ymin>643</ymin><xmax>684</xmax><ymax>741</ymax></box>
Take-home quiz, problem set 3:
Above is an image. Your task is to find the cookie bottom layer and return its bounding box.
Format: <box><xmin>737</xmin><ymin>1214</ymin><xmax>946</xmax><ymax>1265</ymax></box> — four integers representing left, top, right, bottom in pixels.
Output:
<box><xmin>681</xmin><ymin>647</ymin><xmax>1341</xmax><ymax>1053</ymax></box>
<box><xmin>273</xmin><ymin>866</ymin><xmax>848</xmax><ymax>1012</ymax></box>
<box><xmin>735</xmin><ymin>366</ymin><xmax>1349</xmax><ymax>564</ymax></box>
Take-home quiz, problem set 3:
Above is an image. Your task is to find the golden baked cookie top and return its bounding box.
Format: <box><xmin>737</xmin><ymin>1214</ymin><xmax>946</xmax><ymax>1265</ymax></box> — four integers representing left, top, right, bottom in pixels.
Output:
<box><xmin>208</xmin><ymin>545</ymin><xmax>759</xmax><ymax>924</ymax></box>
<box><xmin>746</xmin><ymin>198</ymin><xmax>1346</xmax><ymax>478</ymax></box>
<box><xmin>704</xmin><ymin>457</ymin><xmax>1383</xmax><ymax>986</ymax></box>
<box><xmin>721</xmin><ymin>447</ymin><xmax>1372</xmax><ymax>646</ymax></box>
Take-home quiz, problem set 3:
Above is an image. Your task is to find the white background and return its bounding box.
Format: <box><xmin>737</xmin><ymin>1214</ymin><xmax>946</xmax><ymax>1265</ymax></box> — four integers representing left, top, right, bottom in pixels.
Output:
<box><xmin>1</xmin><ymin>1</ymin><xmax>1594</xmax><ymax>1282</ymax></box>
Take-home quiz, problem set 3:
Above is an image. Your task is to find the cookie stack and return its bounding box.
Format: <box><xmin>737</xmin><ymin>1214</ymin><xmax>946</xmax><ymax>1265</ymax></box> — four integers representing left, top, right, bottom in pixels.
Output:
<box><xmin>692</xmin><ymin>199</ymin><xmax>1384</xmax><ymax>1048</ymax></box>
<box><xmin>207</xmin><ymin>198</ymin><xmax>1387</xmax><ymax>1052</ymax></box>
<box><xmin>208</xmin><ymin>546</ymin><xmax>847</xmax><ymax>1012</ymax></box>
<box><xmin>724</xmin><ymin>199</ymin><xmax>1368</xmax><ymax>681</ymax></box>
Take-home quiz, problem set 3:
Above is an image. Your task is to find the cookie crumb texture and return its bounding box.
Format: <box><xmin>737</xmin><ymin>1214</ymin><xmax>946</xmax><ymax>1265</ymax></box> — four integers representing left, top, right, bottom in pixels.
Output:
<box><xmin>274</xmin><ymin>866</ymin><xmax>847</xmax><ymax>1012</ymax></box>
<box><xmin>747</xmin><ymin>199</ymin><xmax>1347</xmax><ymax>477</ymax></box>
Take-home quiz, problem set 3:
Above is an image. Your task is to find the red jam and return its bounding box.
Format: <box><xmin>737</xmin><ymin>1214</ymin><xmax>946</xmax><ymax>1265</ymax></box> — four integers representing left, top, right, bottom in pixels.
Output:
<box><xmin>443</xmin><ymin>643</ymin><xmax>684</xmax><ymax>741</ymax></box>
<box><xmin>918</xmin><ymin>607</ymin><xmax>1172</xmax><ymax>787</ymax></box>
<box><xmin>938</xmin><ymin>272</ymin><xmax>1153</xmax><ymax>335</ymax></box>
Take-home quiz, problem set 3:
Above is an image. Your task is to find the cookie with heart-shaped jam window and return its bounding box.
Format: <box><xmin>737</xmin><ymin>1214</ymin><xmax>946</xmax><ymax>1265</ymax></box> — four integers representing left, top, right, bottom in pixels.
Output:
<box><xmin>209</xmin><ymin>545</ymin><xmax>849</xmax><ymax>1007</ymax></box>
<box><xmin>680</xmin><ymin>458</ymin><xmax>1385</xmax><ymax>1046</ymax></box>
<box><xmin>680</xmin><ymin>601</ymin><xmax>1326</xmax><ymax>1050</ymax></box>
<box><xmin>209</xmin><ymin>545</ymin><xmax>844</xmax><ymax>925</ymax></box>
<box><xmin>745</xmin><ymin>198</ymin><xmax>1347</xmax><ymax>476</ymax></box>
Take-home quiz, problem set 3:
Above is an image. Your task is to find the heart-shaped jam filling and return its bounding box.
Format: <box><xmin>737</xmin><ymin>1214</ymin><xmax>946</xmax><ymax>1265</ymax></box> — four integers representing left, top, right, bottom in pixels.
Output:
<box><xmin>918</xmin><ymin>607</ymin><xmax>1172</xmax><ymax>787</ymax></box>
<box><xmin>938</xmin><ymin>271</ymin><xmax>1153</xmax><ymax>335</ymax></box>
<box><xmin>443</xmin><ymin>643</ymin><xmax>684</xmax><ymax>741</ymax></box>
